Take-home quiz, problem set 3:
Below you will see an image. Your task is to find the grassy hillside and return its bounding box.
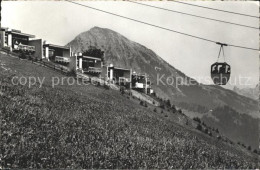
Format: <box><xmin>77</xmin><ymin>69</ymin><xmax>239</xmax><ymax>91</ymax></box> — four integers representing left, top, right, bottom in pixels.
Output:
<box><xmin>0</xmin><ymin>53</ymin><xmax>258</xmax><ymax>169</ymax></box>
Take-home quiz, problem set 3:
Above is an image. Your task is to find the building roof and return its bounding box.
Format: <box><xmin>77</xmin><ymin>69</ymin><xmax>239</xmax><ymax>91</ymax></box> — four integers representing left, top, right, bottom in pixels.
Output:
<box><xmin>1</xmin><ymin>27</ymin><xmax>35</xmax><ymax>38</ymax></box>
<box><xmin>81</xmin><ymin>55</ymin><xmax>102</xmax><ymax>61</ymax></box>
<box><xmin>105</xmin><ymin>64</ymin><xmax>130</xmax><ymax>71</ymax></box>
<box><xmin>43</xmin><ymin>44</ymin><xmax>70</xmax><ymax>50</ymax></box>
<box><xmin>1</xmin><ymin>27</ymin><xmax>8</xmax><ymax>31</ymax></box>
<box><xmin>9</xmin><ymin>31</ymin><xmax>35</xmax><ymax>38</ymax></box>
<box><xmin>132</xmin><ymin>73</ymin><xmax>148</xmax><ymax>77</ymax></box>
<box><xmin>113</xmin><ymin>66</ymin><xmax>131</xmax><ymax>71</ymax></box>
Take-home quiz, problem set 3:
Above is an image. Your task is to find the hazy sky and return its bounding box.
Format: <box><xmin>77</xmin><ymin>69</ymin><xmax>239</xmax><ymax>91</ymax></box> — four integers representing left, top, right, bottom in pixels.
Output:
<box><xmin>2</xmin><ymin>1</ymin><xmax>259</xmax><ymax>88</ymax></box>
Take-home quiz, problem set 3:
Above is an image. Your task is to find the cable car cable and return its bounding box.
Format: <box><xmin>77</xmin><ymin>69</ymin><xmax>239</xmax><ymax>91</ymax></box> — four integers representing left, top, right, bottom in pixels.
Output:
<box><xmin>171</xmin><ymin>1</ymin><xmax>260</xmax><ymax>19</ymax></box>
<box><xmin>127</xmin><ymin>1</ymin><xmax>259</xmax><ymax>30</ymax></box>
<box><xmin>64</xmin><ymin>0</ymin><xmax>259</xmax><ymax>51</ymax></box>
<box><xmin>222</xmin><ymin>46</ymin><xmax>226</xmax><ymax>62</ymax></box>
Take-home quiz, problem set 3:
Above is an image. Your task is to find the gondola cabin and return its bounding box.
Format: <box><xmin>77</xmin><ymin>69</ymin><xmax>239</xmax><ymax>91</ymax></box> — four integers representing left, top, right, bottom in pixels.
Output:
<box><xmin>211</xmin><ymin>62</ymin><xmax>231</xmax><ymax>85</ymax></box>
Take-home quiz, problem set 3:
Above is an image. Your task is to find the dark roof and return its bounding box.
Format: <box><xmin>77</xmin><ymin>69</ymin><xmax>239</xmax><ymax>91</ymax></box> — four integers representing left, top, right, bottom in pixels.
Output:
<box><xmin>43</xmin><ymin>44</ymin><xmax>70</xmax><ymax>50</ymax></box>
<box><xmin>81</xmin><ymin>55</ymin><xmax>102</xmax><ymax>61</ymax></box>
<box><xmin>8</xmin><ymin>31</ymin><xmax>35</xmax><ymax>38</ymax></box>
<box><xmin>113</xmin><ymin>66</ymin><xmax>131</xmax><ymax>71</ymax></box>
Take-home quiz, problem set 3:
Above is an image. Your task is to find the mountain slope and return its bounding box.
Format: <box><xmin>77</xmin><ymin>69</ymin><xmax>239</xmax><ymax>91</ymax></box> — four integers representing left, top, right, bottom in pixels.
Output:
<box><xmin>202</xmin><ymin>106</ymin><xmax>259</xmax><ymax>150</ymax></box>
<box><xmin>67</xmin><ymin>27</ymin><xmax>258</xmax><ymax>115</ymax></box>
<box><xmin>233</xmin><ymin>84</ymin><xmax>259</xmax><ymax>100</ymax></box>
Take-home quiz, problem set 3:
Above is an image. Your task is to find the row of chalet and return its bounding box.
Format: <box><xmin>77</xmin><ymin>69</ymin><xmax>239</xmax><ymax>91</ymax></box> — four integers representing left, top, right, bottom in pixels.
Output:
<box><xmin>0</xmin><ymin>27</ymin><xmax>71</xmax><ymax>63</ymax></box>
<box><xmin>0</xmin><ymin>27</ymin><xmax>154</xmax><ymax>94</ymax></box>
<box><xmin>69</xmin><ymin>53</ymin><xmax>154</xmax><ymax>94</ymax></box>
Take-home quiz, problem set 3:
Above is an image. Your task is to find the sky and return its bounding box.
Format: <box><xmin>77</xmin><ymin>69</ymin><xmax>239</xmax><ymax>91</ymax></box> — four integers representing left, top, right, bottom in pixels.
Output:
<box><xmin>2</xmin><ymin>1</ymin><xmax>259</xmax><ymax>89</ymax></box>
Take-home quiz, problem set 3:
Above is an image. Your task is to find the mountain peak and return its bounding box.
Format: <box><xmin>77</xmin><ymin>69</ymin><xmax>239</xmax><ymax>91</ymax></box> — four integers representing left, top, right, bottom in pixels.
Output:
<box><xmin>88</xmin><ymin>26</ymin><xmax>119</xmax><ymax>35</ymax></box>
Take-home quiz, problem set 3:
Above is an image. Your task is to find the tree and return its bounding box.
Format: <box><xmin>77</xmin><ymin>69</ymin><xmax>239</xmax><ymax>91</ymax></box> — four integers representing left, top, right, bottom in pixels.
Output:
<box><xmin>247</xmin><ymin>146</ymin><xmax>251</xmax><ymax>151</ymax></box>
<box><xmin>160</xmin><ymin>104</ymin><xmax>165</xmax><ymax>110</ymax></box>
<box><xmin>193</xmin><ymin>117</ymin><xmax>201</xmax><ymax>123</ymax></box>
<box><xmin>172</xmin><ymin>105</ymin><xmax>177</xmax><ymax>113</ymax></box>
<box><xmin>204</xmin><ymin>128</ymin><xmax>208</xmax><ymax>134</ymax></box>
<box><xmin>208</xmin><ymin>131</ymin><xmax>212</xmax><ymax>136</ymax></box>
<box><xmin>166</xmin><ymin>99</ymin><xmax>171</xmax><ymax>107</ymax></box>
<box><xmin>196</xmin><ymin>124</ymin><xmax>202</xmax><ymax>131</ymax></box>
<box><xmin>82</xmin><ymin>46</ymin><xmax>104</xmax><ymax>62</ymax></box>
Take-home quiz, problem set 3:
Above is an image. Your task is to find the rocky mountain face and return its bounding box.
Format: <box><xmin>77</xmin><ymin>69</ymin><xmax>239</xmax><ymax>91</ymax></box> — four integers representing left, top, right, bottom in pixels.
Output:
<box><xmin>66</xmin><ymin>27</ymin><xmax>258</xmax><ymax>115</ymax></box>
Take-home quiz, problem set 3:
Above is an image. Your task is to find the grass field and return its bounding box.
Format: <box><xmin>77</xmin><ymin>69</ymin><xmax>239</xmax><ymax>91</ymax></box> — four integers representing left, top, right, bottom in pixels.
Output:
<box><xmin>0</xmin><ymin>52</ymin><xmax>258</xmax><ymax>168</ymax></box>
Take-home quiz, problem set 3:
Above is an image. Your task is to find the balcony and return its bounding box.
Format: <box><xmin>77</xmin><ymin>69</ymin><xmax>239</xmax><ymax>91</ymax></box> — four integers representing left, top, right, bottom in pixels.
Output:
<box><xmin>55</xmin><ymin>56</ymin><xmax>70</xmax><ymax>63</ymax></box>
<box><xmin>83</xmin><ymin>67</ymin><xmax>101</xmax><ymax>73</ymax></box>
<box><xmin>134</xmin><ymin>82</ymin><xmax>144</xmax><ymax>88</ymax></box>
<box><xmin>14</xmin><ymin>44</ymin><xmax>35</xmax><ymax>52</ymax></box>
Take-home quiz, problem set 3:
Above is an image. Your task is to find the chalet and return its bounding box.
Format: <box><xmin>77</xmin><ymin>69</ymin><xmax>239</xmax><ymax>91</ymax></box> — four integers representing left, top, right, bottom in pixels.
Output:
<box><xmin>0</xmin><ymin>27</ymin><xmax>35</xmax><ymax>53</ymax></box>
<box><xmin>70</xmin><ymin>53</ymin><xmax>102</xmax><ymax>76</ymax></box>
<box><xmin>43</xmin><ymin>43</ymin><xmax>71</xmax><ymax>64</ymax></box>
<box><xmin>25</xmin><ymin>39</ymin><xmax>71</xmax><ymax>63</ymax></box>
<box><xmin>102</xmin><ymin>64</ymin><xmax>132</xmax><ymax>88</ymax></box>
<box><xmin>132</xmin><ymin>72</ymin><xmax>153</xmax><ymax>94</ymax></box>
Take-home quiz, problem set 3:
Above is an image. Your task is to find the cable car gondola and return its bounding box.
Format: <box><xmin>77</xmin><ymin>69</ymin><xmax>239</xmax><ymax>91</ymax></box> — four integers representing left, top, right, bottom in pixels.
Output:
<box><xmin>211</xmin><ymin>43</ymin><xmax>231</xmax><ymax>85</ymax></box>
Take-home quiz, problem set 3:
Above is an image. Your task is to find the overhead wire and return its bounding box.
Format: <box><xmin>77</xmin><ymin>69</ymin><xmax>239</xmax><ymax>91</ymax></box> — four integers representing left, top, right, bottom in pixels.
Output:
<box><xmin>171</xmin><ymin>0</ymin><xmax>260</xmax><ymax>19</ymax></box>
<box><xmin>128</xmin><ymin>0</ymin><xmax>259</xmax><ymax>30</ymax></box>
<box><xmin>64</xmin><ymin>0</ymin><xmax>259</xmax><ymax>51</ymax></box>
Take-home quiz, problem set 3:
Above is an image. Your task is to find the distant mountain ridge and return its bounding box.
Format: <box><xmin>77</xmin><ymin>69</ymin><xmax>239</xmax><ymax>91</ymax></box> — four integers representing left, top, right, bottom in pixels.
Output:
<box><xmin>66</xmin><ymin>27</ymin><xmax>258</xmax><ymax>115</ymax></box>
<box><xmin>233</xmin><ymin>84</ymin><xmax>259</xmax><ymax>100</ymax></box>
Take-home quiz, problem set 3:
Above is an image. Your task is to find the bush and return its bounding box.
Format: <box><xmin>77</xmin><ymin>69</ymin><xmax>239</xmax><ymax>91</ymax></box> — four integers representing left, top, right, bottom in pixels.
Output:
<box><xmin>196</xmin><ymin>124</ymin><xmax>202</xmax><ymax>131</ymax></box>
<box><xmin>208</xmin><ymin>131</ymin><xmax>212</xmax><ymax>136</ymax></box>
<box><xmin>166</xmin><ymin>99</ymin><xmax>171</xmax><ymax>107</ymax></box>
<box><xmin>140</xmin><ymin>101</ymin><xmax>144</xmax><ymax>106</ymax></box>
<box><xmin>161</xmin><ymin>110</ymin><xmax>163</xmax><ymax>114</ymax></box>
<box><xmin>144</xmin><ymin>102</ymin><xmax>148</xmax><ymax>107</ymax></box>
<box><xmin>19</xmin><ymin>51</ymin><xmax>26</xmax><ymax>59</ymax></box>
<box><xmin>104</xmin><ymin>84</ymin><xmax>110</xmax><ymax>90</ymax></box>
<box><xmin>193</xmin><ymin>117</ymin><xmax>201</xmax><ymax>123</ymax></box>
<box><xmin>120</xmin><ymin>86</ymin><xmax>125</xmax><ymax>95</ymax></box>
<box><xmin>160</xmin><ymin>104</ymin><xmax>165</xmax><ymax>110</ymax></box>
<box><xmin>247</xmin><ymin>146</ymin><xmax>251</xmax><ymax>151</ymax></box>
<box><xmin>172</xmin><ymin>105</ymin><xmax>177</xmax><ymax>113</ymax></box>
<box><xmin>204</xmin><ymin>128</ymin><xmax>208</xmax><ymax>134</ymax></box>
<box><xmin>153</xmin><ymin>108</ymin><xmax>157</xmax><ymax>112</ymax></box>
<box><xmin>68</xmin><ymin>69</ymin><xmax>77</xmax><ymax>77</ymax></box>
<box><xmin>253</xmin><ymin>149</ymin><xmax>258</xmax><ymax>154</ymax></box>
